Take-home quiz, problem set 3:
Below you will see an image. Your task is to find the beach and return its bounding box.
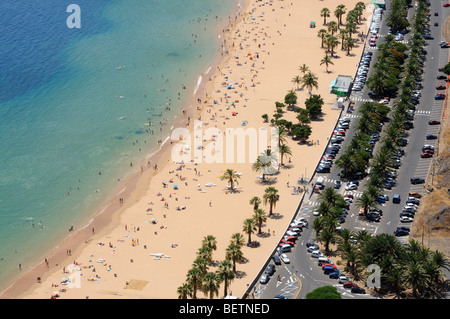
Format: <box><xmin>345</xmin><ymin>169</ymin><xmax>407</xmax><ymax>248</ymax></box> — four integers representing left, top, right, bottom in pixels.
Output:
<box><xmin>1</xmin><ymin>0</ymin><xmax>371</xmax><ymax>299</ymax></box>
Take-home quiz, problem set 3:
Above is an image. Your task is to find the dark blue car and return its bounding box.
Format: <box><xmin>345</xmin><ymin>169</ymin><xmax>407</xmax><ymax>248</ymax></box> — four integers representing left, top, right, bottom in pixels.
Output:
<box><xmin>426</xmin><ymin>134</ymin><xmax>437</xmax><ymax>140</ymax></box>
<box><xmin>376</xmin><ymin>195</ymin><xmax>389</xmax><ymax>203</ymax></box>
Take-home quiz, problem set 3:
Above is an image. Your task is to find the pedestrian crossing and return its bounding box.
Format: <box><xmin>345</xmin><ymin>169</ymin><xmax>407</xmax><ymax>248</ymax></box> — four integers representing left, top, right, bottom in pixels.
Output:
<box><xmin>414</xmin><ymin>110</ymin><xmax>431</xmax><ymax>115</ymax></box>
<box><xmin>344</xmin><ymin>114</ymin><xmax>361</xmax><ymax>119</ymax></box>
<box><xmin>307</xmin><ymin>191</ymin><xmax>363</xmax><ymax>206</ymax></box>
<box><xmin>352</xmin><ymin>97</ymin><xmax>375</xmax><ymax>103</ymax></box>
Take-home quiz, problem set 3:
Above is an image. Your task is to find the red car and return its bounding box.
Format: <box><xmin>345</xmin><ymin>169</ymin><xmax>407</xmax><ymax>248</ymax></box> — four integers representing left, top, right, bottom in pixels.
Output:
<box><xmin>343</xmin><ymin>281</ymin><xmax>358</xmax><ymax>288</ymax></box>
<box><xmin>280</xmin><ymin>240</ymin><xmax>294</xmax><ymax>247</ymax></box>
<box><xmin>284</xmin><ymin>236</ymin><xmax>297</xmax><ymax>242</ymax></box>
<box><xmin>444</xmin><ymin>3</ymin><xmax>450</xmax><ymax>7</ymax></box>
<box><xmin>429</xmin><ymin>120</ymin><xmax>441</xmax><ymax>125</ymax></box>
<box><xmin>436</xmin><ymin>85</ymin><xmax>447</xmax><ymax>90</ymax></box>
<box><xmin>420</xmin><ymin>152</ymin><xmax>433</xmax><ymax>158</ymax></box>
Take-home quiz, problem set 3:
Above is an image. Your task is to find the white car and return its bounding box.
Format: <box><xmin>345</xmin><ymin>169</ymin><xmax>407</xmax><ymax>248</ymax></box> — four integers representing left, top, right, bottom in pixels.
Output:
<box><xmin>345</xmin><ymin>183</ymin><xmax>358</xmax><ymax>191</ymax></box>
<box><xmin>285</xmin><ymin>231</ymin><xmax>298</xmax><ymax>237</ymax></box>
<box><xmin>280</xmin><ymin>253</ymin><xmax>290</xmax><ymax>264</ymax></box>
<box><xmin>400</xmin><ymin>216</ymin><xmax>414</xmax><ymax>223</ymax></box>
<box><xmin>338</xmin><ymin>275</ymin><xmax>350</xmax><ymax>283</ymax></box>
<box><xmin>311</xmin><ymin>250</ymin><xmax>323</xmax><ymax>258</ymax></box>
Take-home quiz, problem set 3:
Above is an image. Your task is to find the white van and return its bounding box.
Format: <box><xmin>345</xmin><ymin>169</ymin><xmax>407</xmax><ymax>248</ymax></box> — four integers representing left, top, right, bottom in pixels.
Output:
<box><xmin>318</xmin><ymin>257</ymin><xmax>330</xmax><ymax>266</ymax></box>
<box><xmin>316</xmin><ymin>176</ymin><xmax>324</xmax><ymax>189</ymax></box>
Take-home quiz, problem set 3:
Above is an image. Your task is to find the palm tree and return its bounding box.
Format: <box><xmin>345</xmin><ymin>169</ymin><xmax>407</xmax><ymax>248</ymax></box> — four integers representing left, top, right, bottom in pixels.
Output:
<box><xmin>355</xmin><ymin>191</ymin><xmax>378</xmax><ymax>217</ymax></box>
<box><xmin>320</xmin><ymin>54</ymin><xmax>334</xmax><ymax>73</ymax></box>
<box><xmin>318</xmin><ymin>187</ymin><xmax>342</xmax><ymax>208</ymax></box>
<box><xmin>334</xmin><ymin>4</ymin><xmax>346</xmax><ymax>26</ymax></box>
<box><xmin>186</xmin><ymin>266</ymin><xmax>203</xmax><ymax>299</ymax></box>
<box><xmin>242</xmin><ymin>218</ymin><xmax>257</xmax><ymax>246</ymax></box>
<box><xmin>384</xmin><ymin>266</ymin><xmax>405</xmax><ymax>298</ymax></box>
<box><xmin>317</xmin><ymin>29</ymin><xmax>328</xmax><ymax>48</ymax></box>
<box><xmin>225</xmin><ymin>243</ymin><xmax>243</xmax><ymax>273</ymax></box>
<box><xmin>317</xmin><ymin>227</ymin><xmax>339</xmax><ymax>253</ymax></box>
<box><xmin>403</xmin><ymin>260</ymin><xmax>428</xmax><ymax>298</ymax></box>
<box><xmin>320</xmin><ymin>8</ymin><xmax>331</xmax><ymax>25</ymax></box>
<box><xmin>230</xmin><ymin>232</ymin><xmax>245</xmax><ymax>247</ymax></box>
<box><xmin>201</xmin><ymin>272</ymin><xmax>220</xmax><ymax>299</ymax></box>
<box><xmin>338</xmin><ymin>29</ymin><xmax>348</xmax><ymax>50</ymax></box>
<box><xmin>249</xmin><ymin>196</ymin><xmax>261</xmax><ymax>212</ymax></box>
<box><xmin>279</xmin><ymin>143</ymin><xmax>292</xmax><ymax>166</ymax></box>
<box><xmin>301</xmin><ymin>72</ymin><xmax>319</xmax><ymax>94</ymax></box>
<box><xmin>335</xmin><ymin>152</ymin><xmax>357</xmax><ymax>178</ymax></box>
<box><xmin>177</xmin><ymin>282</ymin><xmax>193</xmax><ymax>299</ymax></box>
<box><xmin>263</xmin><ymin>187</ymin><xmax>280</xmax><ymax>217</ymax></box>
<box><xmin>345</xmin><ymin>37</ymin><xmax>355</xmax><ymax>55</ymax></box>
<box><xmin>194</xmin><ymin>254</ymin><xmax>210</xmax><ymax>275</ymax></box>
<box><xmin>327</xmin><ymin>21</ymin><xmax>338</xmax><ymax>35</ymax></box>
<box><xmin>219</xmin><ymin>168</ymin><xmax>240</xmax><ymax>191</ymax></box>
<box><xmin>216</xmin><ymin>260</ymin><xmax>235</xmax><ymax>297</ymax></box>
<box><xmin>273</xmin><ymin>126</ymin><xmax>288</xmax><ymax>147</ymax></box>
<box><xmin>325</xmin><ymin>34</ymin><xmax>339</xmax><ymax>57</ymax></box>
<box><xmin>202</xmin><ymin>235</ymin><xmax>217</xmax><ymax>252</ymax></box>
<box><xmin>253</xmin><ymin>208</ymin><xmax>267</xmax><ymax>234</ymax></box>
<box><xmin>292</xmin><ymin>75</ymin><xmax>302</xmax><ymax>90</ymax></box>
<box><xmin>252</xmin><ymin>149</ymin><xmax>277</xmax><ymax>181</ymax></box>
<box><xmin>299</xmin><ymin>63</ymin><xmax>310</xmax><ymax>75</ymax></box>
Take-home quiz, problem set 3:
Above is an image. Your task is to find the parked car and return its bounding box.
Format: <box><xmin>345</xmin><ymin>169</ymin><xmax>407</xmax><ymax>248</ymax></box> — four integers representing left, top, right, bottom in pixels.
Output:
<box><xmin>410</xmin><ymin>177</ymin><xmax>425</xmax><ymax>184</ymax></box>
<box><xmin>343</xmin><ymin>281</ymin><xmax>357</xmax><ymax>288</ymax></box>
<box><xmin>420</xmin><ymin>152</ymin><xmax>433</xmax><ymax>158</ymax></box>
<box><xmin>345</xmin><ymin>183</ymin><xmax>358</xmax><ymax>191</ymax></box>
<box><xmin>329</xmin><ymin>271</ymin><xmax>340</xmax><ymax>279</ymax></box>
<box><xmin>338</xmin><ymin>275</ymin><xmax>350</xmax><ymax>284</ymax></box>
<box><xmin>400</xmin><ymin>216</ymin><xmax>414</xmax><ymax>223</ymax></box>
<box><xmin>272</xmin><ymin>255</ymin><xmax>281</xmax><ymax>265</ymax></box>
<box><xmin>437</xmin><ymin>75</ymin><xmax>448</xmax><ymax>79</ymax></box>
<box><xmin>260</xmin><ymin>273</ymin><xmax>270</xmax><ymax>284</ymax></box>
<box><xmin>280</xmin><ymin>253</ymin><xmax>290</xmax><ymax>264</ymax></box>
<box><xmin>435</xmin><ymin>94</ymin><xmax>446</xmax><ymax>100</ymax></box>
<box><xmin>265</xmin><ymin>264</ymin><xmax>276</xmax><ymax>276</ymax></box>
<box><xmin>307</xmin><ymin>245</ymin><xmax>320</xmax><ymax>253</ymax></box>
<box><xmin>436</xmin><ymin>85</ymin><xmax>447</xmax><ymax>90</ymax></box>
<box><xmin>376</xmin><ymin>195</ymin><xmax>389</xmax><ymax>203</ymax></box>
<box><xmin>408</xmin><ymin>192</ymin><xmax>422</xmax><ymax>198</ymax></box>
<box><xmin>394</xmin><ymin>229</ymin><xmax>409</xmax><ymax>236</ymax></box>
<box><xmin>333</xmin><ymin>180</ymin><xmax>342</xmax><ymax>189</ymax></box>
<box><xmin>351</xmin><ymin>287</ymin><xmax>366</xmax><ymax>294</ymax></box>
<box><xmin>428</xmin><ymin>120</ymin><xmax>441</xmax><ymax>125</ymax></box>
<box><xmin>426</xmin><ymin>134</ymin><xmax>438</xmax><ymax>140</ymax></box>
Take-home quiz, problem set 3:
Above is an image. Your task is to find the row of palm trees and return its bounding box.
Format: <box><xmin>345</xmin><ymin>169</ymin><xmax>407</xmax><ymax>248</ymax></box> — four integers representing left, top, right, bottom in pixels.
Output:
<box><xmin>177</xmin><ymin>186</ymin><xmax>281</xmax><ymax>299</ymax></box>
<box><xmin>292</xmin><ymin>64</ymin><xmax>319</xmax><ymax>94</ymax></box>
<box><xmin>177</xmin><ymin>233</ymin><xmax>244</xmax><ymax>299</ymax></box>
<box><xmin>311</xmin><ymin>186</ymin><xmax>450</xmax><ymax>298</ymax></box>
<box><xmin>330</xmin><ymin>1</ymin><xmax>450</xmax><ymax>298</ymax></box>
<box><xmin>338</xmin><ymin>229</ymin><xmax>450</xmax><ymax>298</ymax></box>
<box><xmin>318</xmin><ymin>2</ymin><xmax>366</xmax><ymax>59</ymax></box>
<box><xmin>335</xmin><ymin>102</ymin><xmax>389</xmax><ymax>181</ymax></box>
<box><xmin>359</xmin><ymin>0</ymin><xmax>434</xmax><ymax>219</ymax></box>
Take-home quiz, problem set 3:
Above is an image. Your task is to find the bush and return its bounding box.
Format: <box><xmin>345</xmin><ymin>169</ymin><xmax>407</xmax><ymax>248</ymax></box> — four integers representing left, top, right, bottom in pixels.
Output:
<box><xmin>306</xmin><ymin>286</ymin><xmax>342</xmax><ymax>299</ymax></box>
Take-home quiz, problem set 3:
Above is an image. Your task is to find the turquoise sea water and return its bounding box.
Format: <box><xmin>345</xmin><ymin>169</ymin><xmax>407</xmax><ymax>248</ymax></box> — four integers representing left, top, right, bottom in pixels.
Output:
<box><xmin>0</xmin><ymin>0</ymin><xmax>235</xmax><ymax>290</ymax></box>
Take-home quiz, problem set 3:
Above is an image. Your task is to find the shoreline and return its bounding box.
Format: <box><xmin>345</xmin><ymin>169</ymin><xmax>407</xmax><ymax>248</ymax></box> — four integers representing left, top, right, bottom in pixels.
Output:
<box><xmin>1</xmin><ymin>0</ymin><xmax>370</xmax><ymax>299</ymax></box>
<box><xmin>0</xmin><ymin>0</ymin><xmax>246</xmax><ymax>299</ymax></box>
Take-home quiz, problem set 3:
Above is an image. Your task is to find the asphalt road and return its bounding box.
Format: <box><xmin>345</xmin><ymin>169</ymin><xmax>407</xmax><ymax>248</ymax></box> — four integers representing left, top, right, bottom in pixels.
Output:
<box><xmin>253</xmin><ymin>1</ymin><xmax>449</xmax><ymax>300</ymax></box>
